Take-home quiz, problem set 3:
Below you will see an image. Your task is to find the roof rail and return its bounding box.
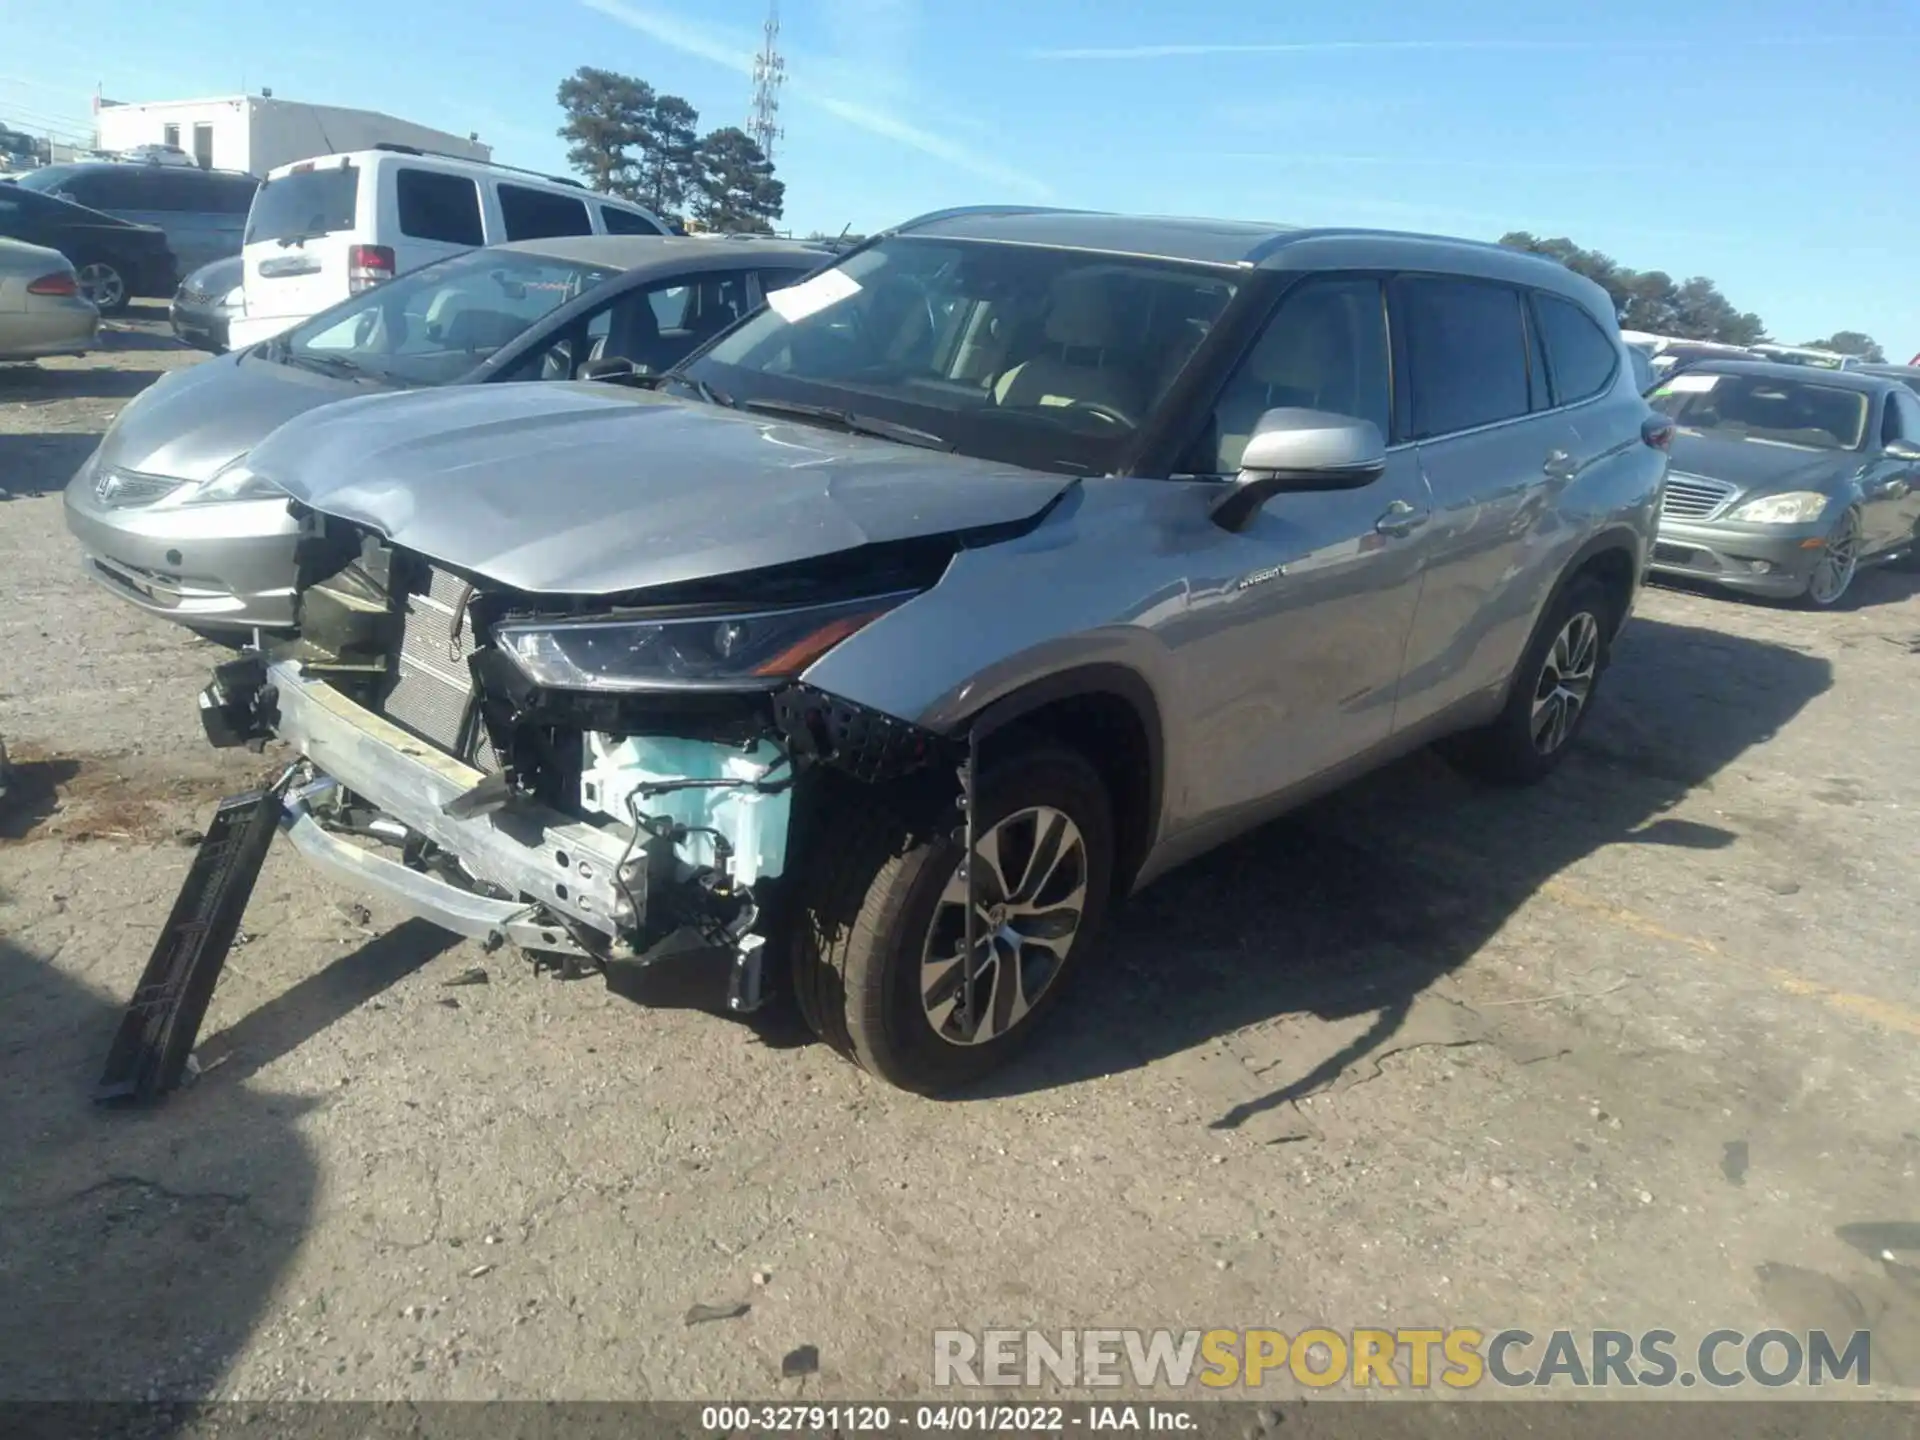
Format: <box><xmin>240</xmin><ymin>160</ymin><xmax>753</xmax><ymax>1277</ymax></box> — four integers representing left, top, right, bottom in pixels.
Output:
<box><xmin>368</xmin><ymin>142</ymin><xmax>589</xmax><ymax>190</ymax></box>
<box><xmin>887</xmin><ymin>204</ymin><xmax>1094</xmax><ymax>235</ymax></box>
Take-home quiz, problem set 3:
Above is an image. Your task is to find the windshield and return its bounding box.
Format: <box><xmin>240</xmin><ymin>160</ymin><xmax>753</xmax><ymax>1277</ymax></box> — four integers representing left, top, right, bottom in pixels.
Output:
<box><xmin>245</xmin><ymin>165</ymin><xmax>358</xmax><ymax>244</ymax></box>
<box><xmin>678</xmin><ymin>236</ymin><xmax>1239</xmax><ymax>474</ymax></box>
<box><xmin>276</xmin><ymin>247</ymin><xmax>621</xmax><ymax>386</ymax></box>
<box><xmin>1650</xmin><ymin>371</ymin><xmax>1869</xmax><ymax>451</ymax></box>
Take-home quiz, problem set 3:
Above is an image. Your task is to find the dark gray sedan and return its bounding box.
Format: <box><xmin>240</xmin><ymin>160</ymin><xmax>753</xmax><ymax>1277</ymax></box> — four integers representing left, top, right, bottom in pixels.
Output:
<box><xmin>64</xmin><ymin>234</ymin><xmax>835</xmax><ymax>632</ymax></box>
<box><xmin>1648</xmin><ymin>361</ymin><xmax>1920</xmax><ymax>606</ymax></box>
<box><xmin>170</xmin><ymin>255</ymin><xmax>242</xmax><ymax>353</ymax></box>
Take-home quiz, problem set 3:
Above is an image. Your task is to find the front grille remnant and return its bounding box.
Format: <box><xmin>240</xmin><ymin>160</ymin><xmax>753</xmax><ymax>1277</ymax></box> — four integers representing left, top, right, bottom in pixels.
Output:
<box><xmin>382</xmin><ymin>563</ymin><xmax>498</xmax><ymax>772</ymax></box>
<box><xmin>1660</xmin><ymin>474</ymin><xmax>1738</xmax><ymax>521</ymax></box>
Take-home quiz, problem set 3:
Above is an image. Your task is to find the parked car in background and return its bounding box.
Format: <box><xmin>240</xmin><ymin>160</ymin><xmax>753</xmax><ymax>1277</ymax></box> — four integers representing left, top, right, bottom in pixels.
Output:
<box><xmin>5</xmin><ymin>162</ymin><xmax>257</xmax><ymax>275</ymax></box>
<box><xmin>229</xmin><ymin>146</ymin><xmax>668</xmax><ymax>350</ymax></box>
<box><xmin>65</xmin><ymin>234</ymin><xmax>833</xmax><ymax>632</ymax></box>
<box><xmin>114</xmin><ymin>144</ymin><xmax>199</xmax><ymax>169</ymax></box>
<box><xmin>170</xmin><ymin>255</ymin><xmax>243</xmax><ymax>352</ymax></box>
<box><xmin>0</xmin><ymin>237</ymin><xmax>98</xmax><ymax>360</ymax></box>
<box><xmin>200</xmin><ymin>208</ymin><xmax>1669</xmax><ymax>1094</ymax></box>
<box><xmin>0</xmin><ymin>183</ymin><xmax>175</xmax><ymax>312</ymax></box>
<box><xmin>1854</xmin><ymin>363</ymin><xmax>1920</xmax><ymax>396</ymax></box>
<box><xmin>1648</xmin><ymin>339</ymin><xmax>1764</xmax><ymax>377</ymax></box>
<box><xmin>1749</xmin><ymin>343</ymin><xmax>1858</xmax><ymax>371</ymax></box>
<box><xmin>1647</xmin><ymin>361</ymin><xmax>1920</xmax><ymax>606</ymax></box>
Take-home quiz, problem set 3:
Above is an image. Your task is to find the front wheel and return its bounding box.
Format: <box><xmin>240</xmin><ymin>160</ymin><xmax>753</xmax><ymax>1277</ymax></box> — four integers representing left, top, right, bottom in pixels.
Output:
<box><xmin>791</xmin><ymin>741</ymin><xmax>1115</xmax><ymax>1094</ymax></box>
<box><xmin>75</xmin><ymin>261</ymin><xmax>130</xmax><ymax>315</ymax></box>
<box><xmin>1798</xmin><ymin>507</ymin><xmax>1861</xmax><ymax>607</ymax></box>
<box><xmin>1440</xmin><ymin>574</ymin><xmax>1615</xmax><ymax>786</ymax></box>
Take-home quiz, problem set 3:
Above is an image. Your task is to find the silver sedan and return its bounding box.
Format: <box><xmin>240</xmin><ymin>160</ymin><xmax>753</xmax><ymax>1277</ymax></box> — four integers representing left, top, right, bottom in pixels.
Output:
<box><xmin>0</xmin><ymin>237</ymin><xmax>98</xmax><ymax>360</ymax></box>
<box><xmin>63</xmin><ymin>235</ymin><xmax>834</xmax><ymax>632</ymax></box>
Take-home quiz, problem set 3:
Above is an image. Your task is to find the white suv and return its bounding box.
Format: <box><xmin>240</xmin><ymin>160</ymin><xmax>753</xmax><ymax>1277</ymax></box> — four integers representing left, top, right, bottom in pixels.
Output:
<box><xmin>229</xmin><ymin>145</ymin><xmax>666</xmax><ymax>349</ymax></box>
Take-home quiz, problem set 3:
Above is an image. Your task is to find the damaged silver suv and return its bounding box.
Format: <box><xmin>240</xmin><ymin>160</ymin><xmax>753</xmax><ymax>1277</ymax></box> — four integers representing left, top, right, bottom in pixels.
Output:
<box><xmin>180</xmin><ymin>207</ymin><xmax>1669</xmax><ymax>1096</ymax></box>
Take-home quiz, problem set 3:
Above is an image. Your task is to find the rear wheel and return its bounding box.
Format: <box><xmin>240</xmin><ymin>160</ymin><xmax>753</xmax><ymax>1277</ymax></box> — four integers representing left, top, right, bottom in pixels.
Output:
<box><xmin>791</xmin><ymin>740</ymin><xmax>1114</xmax><ymax>1094</ymax></box>
<box><xmin>75</xmin><ymin>261</ymin><xmax>129</xmax><ymax>314</ymax></box>
<box><xmin>1441</xmin><ymin>575</ymin><xmax>1615</xmax><ymax>786</ymax></box>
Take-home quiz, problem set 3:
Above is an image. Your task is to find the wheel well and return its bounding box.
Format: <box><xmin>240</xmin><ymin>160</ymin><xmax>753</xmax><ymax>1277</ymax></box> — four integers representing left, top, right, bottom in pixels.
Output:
<box><xmin>984</xmin><ymin>690</ymin><xmax>1157</xmax><ymax>894</ymax></box>
<box><xmin>1569</xmin><ymin>542</ymin><xmax>1637</xmax><ymax>640</ymax></box>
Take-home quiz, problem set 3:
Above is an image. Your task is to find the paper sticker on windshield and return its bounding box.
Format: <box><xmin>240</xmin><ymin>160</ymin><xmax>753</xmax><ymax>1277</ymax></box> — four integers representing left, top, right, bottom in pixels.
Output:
<box><xmin>1659</xmin><ymin>373</ymin><xmax>1720</xmax><ymax>394</ymax></box>
<box><xmin>766</xmin><ymin>268</ymin><xmax>862</xmax><ymax>322</ymax></box>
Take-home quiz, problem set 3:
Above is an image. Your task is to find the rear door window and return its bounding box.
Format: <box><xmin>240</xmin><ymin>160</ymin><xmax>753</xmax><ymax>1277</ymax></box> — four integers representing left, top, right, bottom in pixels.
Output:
<box><xmin>1533</xmin><ymin>292</ymin><xmax>1619</xmax><ymax>405</ymax></box>
<box><xmin>498</xmin><ymin>183</ymin><xmax>592</xmax><ymax>240</ymax></box>
<box><xmin>246</xmin><ymin>165</ymin><xmax>359</xmax><ymax>244</ymax></box>
<box><xmin>65</xmin><ymin>167</ymin><xmax>154</xmax><ymax>210</ymax></box>
<box><xmin>1397</xmin><ymin>276</ymin><xmax>1531</xmax><ymax>438</ymax></box>
<box><xmin>599</xmin><ymin>203</ymin><xmax>662</xmax><ymax>235</ymax></box>
<box><xmin>395</xmin><ymin>168</ymin><xmax>485</xmax><ymax>245</ymax></box>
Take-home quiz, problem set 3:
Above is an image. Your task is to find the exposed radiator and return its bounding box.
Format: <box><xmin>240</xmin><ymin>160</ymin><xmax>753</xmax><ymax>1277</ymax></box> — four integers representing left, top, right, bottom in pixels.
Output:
<box><xmin>381</xmin><ymin>562</ymin><xmax>499</xmax><ymax>772</ymax></box>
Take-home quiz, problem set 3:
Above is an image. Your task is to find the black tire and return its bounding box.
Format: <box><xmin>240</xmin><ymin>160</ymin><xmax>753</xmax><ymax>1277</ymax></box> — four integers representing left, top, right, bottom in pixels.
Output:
<box><xmin>790</xmin><ymin>740</ymin><xmax>1114</xmax><ymax>1094</ymax></box>
<box><xmin>1441</xmin><ymin>575</ymin><xmax>1616</xmax><ymax>786</ymax></box>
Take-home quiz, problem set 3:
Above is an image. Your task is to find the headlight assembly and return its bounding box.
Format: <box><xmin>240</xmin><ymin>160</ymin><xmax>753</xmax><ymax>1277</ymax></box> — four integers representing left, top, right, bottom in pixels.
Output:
<box><xmin>178</xmin><ymin>459</ymin><xmax>286</xmax><ymax>506</ymax></box>
<box><xmin>1728</xmin><ymin>491</ymin><xmax>1830</xmax><ymax>525</ymax></box>
<box><xmin>495</xmin><ymin>590</ymin><xmax>918</xmax><ymax>692</ymax></box>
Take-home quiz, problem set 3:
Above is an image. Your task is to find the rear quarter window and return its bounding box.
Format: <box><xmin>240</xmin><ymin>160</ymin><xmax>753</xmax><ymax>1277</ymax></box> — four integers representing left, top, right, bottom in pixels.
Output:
<box><xmin>395</xmin><ymin>168</ymin><xmax>485</xmax><ymax>246</ymax></box>
<box><xmin>498</xmin><ymin>183</ymin><xmax>592</xmax><ymax>240</ymax></box>
<box><xmin>246</xmin><ymin>166</ymin><xmax>359</xmax><ymax>244</ymax></box>
<box><xmin>600</xmin><ymin>203</ymin><xmax>662</xmax><ymax>235</ymax></box>
<box><xmin>1533</xmin><ymin>293</ymin><xmax>1619</xmax><ymax>404</ymax></box>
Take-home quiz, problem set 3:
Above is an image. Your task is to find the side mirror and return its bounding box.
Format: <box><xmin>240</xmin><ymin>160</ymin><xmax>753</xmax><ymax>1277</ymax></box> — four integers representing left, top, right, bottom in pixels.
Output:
<box><xmin>1210</xmin><ymin>408</ymin><xmax>1387</xmax><ymax>532</ymax></box>
<box><xmin>580</xmin><ymin>356</ymin><xmax>640</xmax><ymax>383</ymax></box>
<box><xmin>1886</xmin><ymin>438</ymin><xmax>1920</xmax><ymax>462</ymax></box>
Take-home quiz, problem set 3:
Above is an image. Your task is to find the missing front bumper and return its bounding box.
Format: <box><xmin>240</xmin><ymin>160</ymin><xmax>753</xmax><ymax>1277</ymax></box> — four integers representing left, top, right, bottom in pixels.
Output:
<box><xmin>265</xmin><ymin>658</ymin><xmax>638</xmax><ymax>944</ymax></box>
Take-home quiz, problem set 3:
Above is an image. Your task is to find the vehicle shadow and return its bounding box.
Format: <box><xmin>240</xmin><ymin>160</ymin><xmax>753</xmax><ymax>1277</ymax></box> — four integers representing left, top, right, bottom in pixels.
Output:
<box><xmin>0</xmin><ymin>918</ymin><xmax>319</xmax><ymax>1400</ymax></box>
<box><xmin>194</xmin><ymin>918</ymin><xmax>463</xmax><ymax>1085</ymax></box>
<box><xmin>0</xmin><ymin>432</ymin><xmax>98</xmax><ymax>497</ymax></box>
<box><xmin>0</xmin><ymin>365</ymin><xmax>170</xmax><ymax>400</ymax></box>
<box><xmin>1651</xmin><ymin>560</ymin><xmax>1920</xmax><ymax>610</ymax></box>
<box><xmin>96</xmin><ymin>326</ymin><xmax>190</xmax><ymax>354</ymax></box>
<box><xmin>967</xmin><ymin>614</ymin><xmax>1832</xmax><ymax>1106</ymax></box>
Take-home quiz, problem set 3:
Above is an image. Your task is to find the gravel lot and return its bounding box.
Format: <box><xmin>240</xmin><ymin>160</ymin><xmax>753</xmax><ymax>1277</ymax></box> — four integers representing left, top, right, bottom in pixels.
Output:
<box><xmin>2</xmin><ymin>308</ymin><xmax>1918</xmax><ymax>1406</ymax></box>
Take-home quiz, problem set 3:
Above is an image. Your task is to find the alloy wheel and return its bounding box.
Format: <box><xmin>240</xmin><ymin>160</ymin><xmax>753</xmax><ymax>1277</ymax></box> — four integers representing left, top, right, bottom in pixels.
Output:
<box><xmin>76</xmin><ymin>263</ymin><xmax>125</xmax><ymax>311</ymax></box>
<box><xmin>1806</xmin><ymin>509</ymin><xmax>1860</xmax><ymax>606</ymax></box>
<box><xmin>1530</xmin><ymin>610</ymin><xmax>1601</xmax><ymax>756</ymax></box>
<box><xmin>921</xmin><ymin>805</ymin><xmax>1089</xmax><ymax>1046</ymax></box>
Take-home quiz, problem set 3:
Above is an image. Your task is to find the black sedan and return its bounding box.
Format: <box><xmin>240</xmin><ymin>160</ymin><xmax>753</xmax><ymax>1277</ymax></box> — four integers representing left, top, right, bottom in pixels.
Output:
<box><xmin>0</xmin><ymin>181</ymin><xmax>176</xmax><ymax>313</ymax></box>
<box><xmin>170</xmin><ymin>255</ymin><xmax>243</xmax><ymax>352</ymax></box>
<box><xmin>1647</xmin><ymin>361</ymin><xmax>1920</xmax><ymax>606</ymax></box>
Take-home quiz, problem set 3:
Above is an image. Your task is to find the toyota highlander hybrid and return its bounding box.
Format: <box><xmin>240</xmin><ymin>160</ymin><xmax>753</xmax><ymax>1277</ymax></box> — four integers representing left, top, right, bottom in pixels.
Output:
<box><xmin>167</xmin><ymin>207</ymin><xmax>1669</xmax><ymax>1096</ymax></box>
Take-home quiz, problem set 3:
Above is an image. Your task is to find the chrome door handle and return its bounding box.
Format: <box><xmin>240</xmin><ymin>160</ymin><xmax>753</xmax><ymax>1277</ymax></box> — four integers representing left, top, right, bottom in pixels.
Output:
<box><xmin>1375</xmin><ymin>499</ymin><xmax>1429</xmax><ymax>537</ymax></box>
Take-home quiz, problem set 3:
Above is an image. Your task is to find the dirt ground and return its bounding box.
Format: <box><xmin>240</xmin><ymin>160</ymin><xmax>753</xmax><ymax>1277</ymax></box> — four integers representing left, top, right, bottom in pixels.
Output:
<box><xmin>2</xmin><ymin>307</ymin><xmax>1918</xmax><ymax>1408</ymax></box>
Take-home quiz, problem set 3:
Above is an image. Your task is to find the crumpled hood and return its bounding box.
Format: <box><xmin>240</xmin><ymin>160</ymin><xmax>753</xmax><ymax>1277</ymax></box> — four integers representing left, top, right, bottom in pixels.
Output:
<box><xmin>1668</xmin><ymin>432</ymin><xmax>1863</xmax><ymax>498</ymax></box>
<box><xmin>247</xmin><ymin>382</ymin><xmax>1077</xmax><ymax>596</ymax></box>
<box><xmin>95</xmin><ymin>349</ymin><xmax>370</xmax><ymax>485</ymax></box>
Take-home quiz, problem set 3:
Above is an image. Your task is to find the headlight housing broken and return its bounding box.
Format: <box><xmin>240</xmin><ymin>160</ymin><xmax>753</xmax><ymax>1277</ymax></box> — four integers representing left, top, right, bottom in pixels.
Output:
<box><xmin>494</xmin><ymin>590</ymin><xmax>919</xmax><ymax>692</ymax></box>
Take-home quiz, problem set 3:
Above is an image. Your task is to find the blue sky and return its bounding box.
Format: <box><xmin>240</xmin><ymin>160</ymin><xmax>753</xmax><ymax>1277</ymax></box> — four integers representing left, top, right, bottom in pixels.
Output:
<box><xmin>5</xmin><ymin>0</ymin><xmax>1917</xmax><ymax>357</ymax></box>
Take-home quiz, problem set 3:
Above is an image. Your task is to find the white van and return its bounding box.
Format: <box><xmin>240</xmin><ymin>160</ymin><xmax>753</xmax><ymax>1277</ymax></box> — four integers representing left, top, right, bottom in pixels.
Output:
<box><xmin>228</xmin><ymin>145</ymin><xmax>667</xmax><ymax>349</ymax></box>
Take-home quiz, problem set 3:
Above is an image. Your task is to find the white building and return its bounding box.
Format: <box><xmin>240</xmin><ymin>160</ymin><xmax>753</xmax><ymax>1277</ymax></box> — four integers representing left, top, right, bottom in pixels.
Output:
<box><xmin>93</xmin><ymin>94</ymin><xmax>491</xmax><ymax>176</ymax></box>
